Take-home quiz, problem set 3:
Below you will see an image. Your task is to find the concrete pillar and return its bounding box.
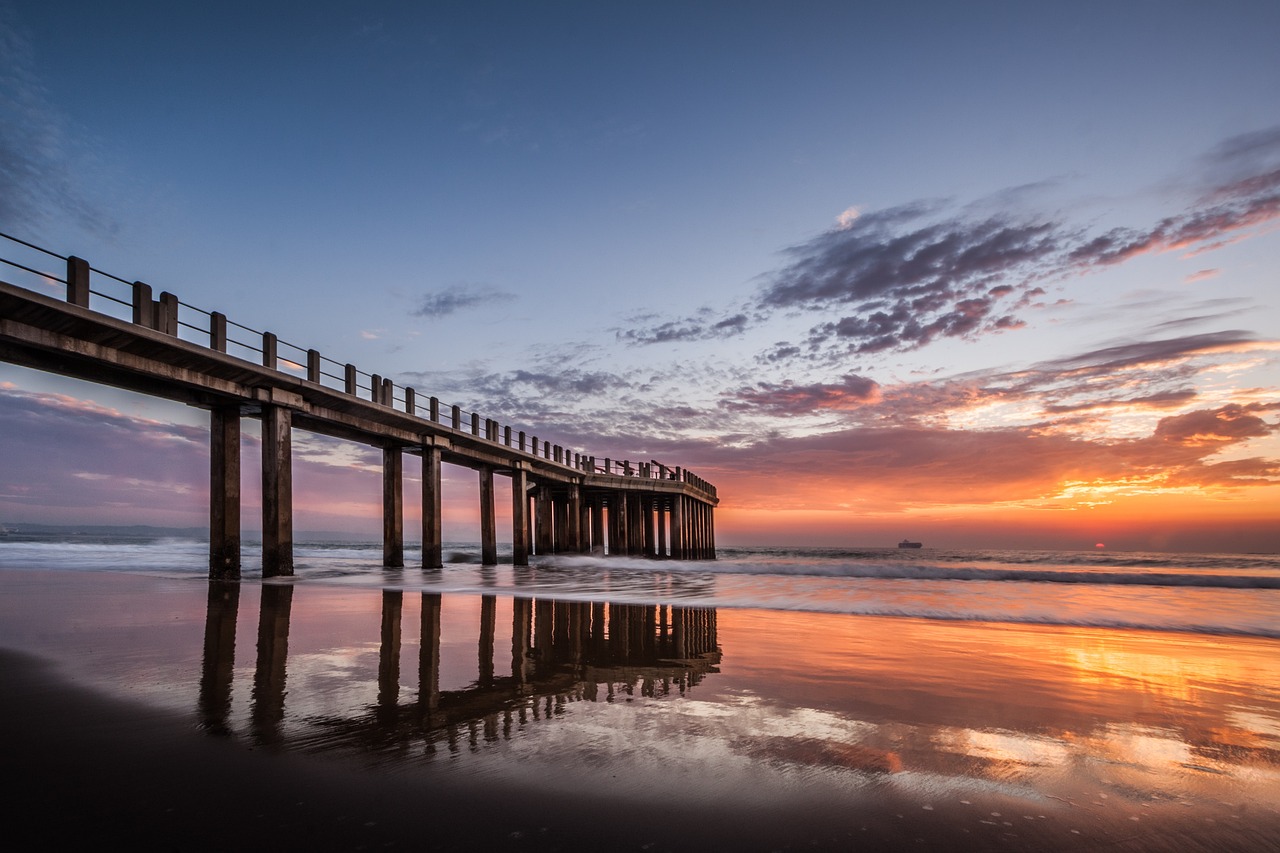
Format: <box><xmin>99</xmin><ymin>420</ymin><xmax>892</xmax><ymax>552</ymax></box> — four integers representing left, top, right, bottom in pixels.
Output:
<box><xmin>566</xmin><ymin>484</ymin><xmax>583</xmax><ymax>553</ymax></box>
<box><xmin>306</xmin><ymin>349</ymin><xmax>320</xmax><ymax>383</ymax></box>
<box><xmin>671</xmin><ymin>495</ymin><xmax>685</xmax><ymax>560</ymax></box>
<box><xmin>656</xmin><ymin>498</ymin><xmax>667</xmax><ymax>559</ymax></box>
<box><xmin>261</xmin><ymin>404</ymin><xmax>293</xmax><ymax>577</ymax></box>
<box><xmin>479</xmin><ymin>466</ymin><xmax>497</xmax><ymax>566</ymax></box>
<box><xmin>615</xmin><ymin>491</ymin><xmax>630</xmax><ymax>556</ymax></box>
<box><xmin>383</xmin><ymin>446</ymin><xmax>404</xmax><ymax>567</ymax></box>
<box><xmin>421</xmin><ymin>445</ymin><xmax>443</xmax><ymax>569</ymax></box>
<box><xmin>511</xmin><ymin>466</ymin><xmax>529</xmax><ymax>566</ymax></box>
<box><xmin>552</xmin><ymin>493</ymin><xmax>568</xmax><ymax>552</ymax></box>
<box><xmin>535</xmin><ymin>487</ymin><xmax>554</xmax><ymax>555</ymax></box>
<box><xmin>591</xmin><ymin>496</ymin><xmax>605</xmax><ymax>553</ymax></box>
<box><xmin>209</xmin><ymin>405</ymin><xmax>241</xmax><ymax>579</ymax></box>
<box><xmin>632</xmin><ymin>494</ymin><xmax>646</xmax><ymax>555</ymax></box>
<box><xmin>344</xmin><ymin>364</ymin><xmax>357</xmax><ymax>395</ymax></box>
<box><xmin>643</xmin><ymin>496</ymin><xmax>656</xmax><ymax>558</ymax></box>
<box><xmin>578</xmin><ymin>490</ymin><xmax>590</xmax><ymax>554</ymax></box>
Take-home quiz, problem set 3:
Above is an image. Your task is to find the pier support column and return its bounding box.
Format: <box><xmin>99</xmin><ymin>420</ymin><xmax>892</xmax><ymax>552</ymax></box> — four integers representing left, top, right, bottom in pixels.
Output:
<box><xmin>590</xmin><ymin>496</ymin><xmax>605</xmax><ymax>554</ymax></box>
<box><xmin>671</xmin><ymin>496</ymin><xmax>685</xmax><ymax>560</ymax></box>
<box><xmin>261</xmin><ymin>404</ymin><xmax>293</xmax><ymax>577</ymax></box>
<box><xmin>535</xmin><ymin>486</ymin><xmax>553</xmax><ymax>555</ymax></box>
<box><xmin>643</xmin><ymin>496</ymin><xmax>656</xmax><ymax>558</ymax></box>
<box><xmin>511</xmin><ymin>466</ymin><xmax>529</xmax><ymax>566</ymax></box>
<box><xmin>566</xmin><ymin>483</ymin><xmax>583</xmax><ymax>553</ymax></box>
<box><xmin>656</xmin><ymin>499</ymin><xmax>668</xmax><ymax>559</ymax></box>
<box><xmin>383</xmin><ymin>446</ymin><xmax>404</xmax><ymax>567</ymax></box>
<box><xmin>421</xmin><ymin>445</ymin><xmax>443</xmax><ymax>569</ymax></box>
<box><xmin>209</xmin><ymin>405</ymin><xmax>241</xmax><ymax>579</ymax></box>
<box><xmin>479</xmin><ymin>466</ymin><xmax>497</xmax><ymax>566</ymax></box>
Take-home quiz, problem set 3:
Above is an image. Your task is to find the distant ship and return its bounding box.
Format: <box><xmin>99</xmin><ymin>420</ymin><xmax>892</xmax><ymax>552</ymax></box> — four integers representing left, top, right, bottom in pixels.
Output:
<box><xmin>898</xmin><ymin>539</ymin><xmax>922</xmax><ymax>549</ymax></box>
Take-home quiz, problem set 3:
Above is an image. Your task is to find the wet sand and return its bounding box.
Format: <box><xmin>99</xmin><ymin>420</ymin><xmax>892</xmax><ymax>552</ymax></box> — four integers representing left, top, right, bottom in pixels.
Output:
<box><xmin>2</xmin><ymin>568</ymin><xmax>1278</xmax><ymax>851</ymax></box>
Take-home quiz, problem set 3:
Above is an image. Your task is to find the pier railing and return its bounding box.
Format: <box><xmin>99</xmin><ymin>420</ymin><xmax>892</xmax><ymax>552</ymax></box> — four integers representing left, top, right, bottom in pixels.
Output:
<box><xmin>0</xmin><ymin>232</ymin><xmax>716</xmax><ymax>500</ymax></box>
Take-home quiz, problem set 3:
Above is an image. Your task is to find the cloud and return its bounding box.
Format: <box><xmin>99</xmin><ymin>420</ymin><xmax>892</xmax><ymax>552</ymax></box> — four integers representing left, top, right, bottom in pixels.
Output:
<box><xmin>1152</xmin><ymin>403</ymin><xmax>1278</xmax><ymax>447</ymax></box>
<box><xmin>618</xmin><ymin>127</ymin><xmax>1280</xmax><ymax>364</ymax></box>
<box><xmin>723</xmin><ymin>374</ymin><xmax>882</xmax><ymax>415</ymax></box>
<box><xmin>411</xmin><ymin>284</ymin><xmax>513</xmax><ymax>318</ymax></box>
<box><xmin>615</xmin><ymin>309</ymin><xmax>750</xmax><ymax>345</ymax></box>
<box><xmin>1184</xmin><ymin>268</ymin><xmax>1221</xmax><ymax>284</ymax></box>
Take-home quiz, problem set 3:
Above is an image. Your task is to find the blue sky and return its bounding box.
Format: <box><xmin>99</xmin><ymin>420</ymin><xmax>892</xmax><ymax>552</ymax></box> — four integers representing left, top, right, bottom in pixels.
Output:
<box><xmin>2</xmin><ymin>1</ymin><xmax>1278</xmax><ymax>550</ymax></box>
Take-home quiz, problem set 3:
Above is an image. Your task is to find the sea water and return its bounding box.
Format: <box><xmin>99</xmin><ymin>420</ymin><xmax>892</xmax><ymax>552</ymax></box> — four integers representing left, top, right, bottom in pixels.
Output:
<box><xmin>2</xmin><ymin>533</ymin><xmax>1276</xmax><ymax>639</ymax></box>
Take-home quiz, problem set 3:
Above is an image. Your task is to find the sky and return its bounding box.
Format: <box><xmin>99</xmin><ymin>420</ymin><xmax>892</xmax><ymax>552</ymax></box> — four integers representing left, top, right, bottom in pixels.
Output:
<box><xmin>1</xmin><ymin>0</ymin><xmax>1278</xmax><ymax>552</ymax></box>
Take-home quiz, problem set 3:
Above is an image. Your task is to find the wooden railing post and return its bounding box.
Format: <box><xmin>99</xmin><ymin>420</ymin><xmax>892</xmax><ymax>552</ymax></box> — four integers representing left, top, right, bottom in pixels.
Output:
<box><xmin>65</xmin><ymin>256</ymin><xmax>90</xmax><ymax>307</ymax></box>
<box><xmin>210</xmin><ymin>312</ymin><xmax>227</xmax><ymax>351</ymax></box>
<box><xmin>132</xmin><ymin>282</ymin><xmax>154</xmax><ymax>327</ymax></box>
<box><xmin>262</xmin><ymin>332</ymin><xmax>277</xmax><ymax>368</ymax></box>
<box><xmin>158</xmin><ymin>292</ymin><xmax>178</xmax><ymax>335</ymax></box>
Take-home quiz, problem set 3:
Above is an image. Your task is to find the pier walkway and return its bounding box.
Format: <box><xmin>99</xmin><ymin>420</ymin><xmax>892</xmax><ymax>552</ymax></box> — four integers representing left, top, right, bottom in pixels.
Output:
<box><xmin>0</xmin><ymin>234</ymin><xmax>718</xmax><ymax>578</ymax></box>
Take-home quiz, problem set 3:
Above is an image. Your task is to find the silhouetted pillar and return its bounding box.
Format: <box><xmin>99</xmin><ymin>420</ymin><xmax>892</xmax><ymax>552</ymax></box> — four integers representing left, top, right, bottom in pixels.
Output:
<box><xmin>261</xmin><ymin>404</ymin><xmax>293</xmax><ymax>577</ymax></box>
<box><xmin>591</xmin><ymin>497</ymin><xmax>605</xmax><ymax>553</ymax></box>
<box><xmin>198</xmin><ymin>581</ymin><xmax>240</xmax><ymax>734</ymax></box>
<box><xmin>251</xmin><ymin>583</ymin><xmax>293</xmax><ymax>743</ymax></box>
<box><xmin>511</xmin><ymin>597</ymin><xmax>533</xmax><ymax>684</ymax></box>
<box><xmin>643</xmin><ymin>496</ymin><xmax>656</xmax><ymax>557</ymax></box>
<box><xmin>479</xmin><ymin>594</ymin><xmax>496</xmax><ymax>686</ymax></box>
<box><xmin>615</xmin><ymin>491</ymin><xmax>630</xmax><ymax>555</ymax></box>
<box><xmin>383</xmin><ymin>446</ymin><xmax>404</xmax><ymax>567</ymax></box>
<box><xmin>479</xmin><ymin>466</ymin><xmax>497</xmax><ymax>566</ymax></box>
<box><xmin>535</xmin><ymin>487</ymin><xmax>553</xmax><ymax>555</ymax></box>
<box><xmin>421</xmin><ymin>444</ymin><xmax>442</xmax><ymax>569</ymax></box>
<box><xmin>209</xmin><ymin>405</ymin><xmax>241</xmax><ymax>579</ymax></box>
<box><xmin>511</xmin><ymin>465</ymin><xmax>529</xmax><ymax>566</ymax></box>
<box><xmin>419</xmin><ymin>593</ymin><xmax>441</xmax><ymax>712</ymax></box>
<box><xmin>671</xmin><ymin>496</ymin><xmax>685</xmax><ymax>559</ymax></box>
<box><xmin>379</xmin><ymin>590</ymin><xmax>402</xmax><ymax>710</ymax></box>
<box><xmin>660</xmin><ymin>499</ymin><xmax>670</xmax><ymax>558</ymax></box>
<box><xmin>566</xmin><ymin>483</ymin><xmax>583</xmax><ymax>553</ymax></box>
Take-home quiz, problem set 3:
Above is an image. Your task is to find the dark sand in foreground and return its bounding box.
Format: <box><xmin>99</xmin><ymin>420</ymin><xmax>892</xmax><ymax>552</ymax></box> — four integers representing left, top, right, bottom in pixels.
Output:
<box><xmin>2</xmin><ymin>569</ymin><xmax>1278</xmax><ymax>851</ymax></box>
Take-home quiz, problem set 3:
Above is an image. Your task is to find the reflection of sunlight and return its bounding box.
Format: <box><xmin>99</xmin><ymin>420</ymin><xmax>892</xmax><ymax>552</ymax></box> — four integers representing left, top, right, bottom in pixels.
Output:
<box><xmin>1229</xmin><ymin>709</ymin><xmax>1280</xmax><ymax>742</ymax></box>
<box><xmin>950</xmin><ymin>729</ymin><xmax>1071</xmax><ymax>767</ymax></box>
<box><xmin>1095</xmin><ymin>724</ymin><xmax>1193</xmax><ymax>770</ymax></box>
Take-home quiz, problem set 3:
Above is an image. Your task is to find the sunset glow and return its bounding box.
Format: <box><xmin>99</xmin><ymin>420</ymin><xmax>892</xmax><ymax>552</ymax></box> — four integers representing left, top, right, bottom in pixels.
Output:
<box><xmin>0</xmin><ymin>4</ymin><xmax>1276</xmax><ymax>552</ymax></box>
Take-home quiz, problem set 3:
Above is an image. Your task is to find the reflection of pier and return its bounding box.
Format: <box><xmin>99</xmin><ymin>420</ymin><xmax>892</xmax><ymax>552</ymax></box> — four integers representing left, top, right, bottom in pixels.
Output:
<box><xmin>198</xmin><ymin>583</ymin><xmax>720</xmax><ymax>755</ymax></box>
<box><xmin>0</xmin><ymin>235</ymin><xmax>719</xmax><ymax>578</ymax></box>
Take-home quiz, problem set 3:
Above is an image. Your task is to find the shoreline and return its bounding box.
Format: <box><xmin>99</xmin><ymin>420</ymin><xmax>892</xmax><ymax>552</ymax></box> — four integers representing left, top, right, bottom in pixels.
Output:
<box><xmin>2</xmin><ymin>568</ymin><xmax>1278</xmax><ymax>850</ymax></box>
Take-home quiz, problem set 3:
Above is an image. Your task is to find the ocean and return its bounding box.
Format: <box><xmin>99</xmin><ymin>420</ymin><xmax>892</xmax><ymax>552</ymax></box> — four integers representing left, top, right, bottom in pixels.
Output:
<box><xmin>2</xmin><ymin>533</ymin><xmax>1277</xmax><ymax>638</ymax></box>
<box><xmin>2</xmin><ymin>534</ymin><xmax>1279</xmax><ymax>849</ymax></box>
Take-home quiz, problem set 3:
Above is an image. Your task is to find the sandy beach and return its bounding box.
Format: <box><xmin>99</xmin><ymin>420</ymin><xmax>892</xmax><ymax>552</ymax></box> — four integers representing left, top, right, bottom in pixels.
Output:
<box><xmin>2</xmin><ymin>567</ymin><xmax>1278</xmax><ymax>851</ymax></box>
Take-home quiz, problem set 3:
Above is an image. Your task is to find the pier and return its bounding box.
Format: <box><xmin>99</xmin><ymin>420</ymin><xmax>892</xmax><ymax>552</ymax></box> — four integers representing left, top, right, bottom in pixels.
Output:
<box><xmin>0</xmin><ymin>234</ymin><xmax>718</xmax><ymax>577</ymax></box>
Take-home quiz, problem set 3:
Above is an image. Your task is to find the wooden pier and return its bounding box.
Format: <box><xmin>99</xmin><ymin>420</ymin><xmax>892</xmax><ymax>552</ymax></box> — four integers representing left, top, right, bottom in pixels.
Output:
<box><xmin>0</xmin><ymin>236</ymin><xmax>718</xmax><ymax>578</ymax></box>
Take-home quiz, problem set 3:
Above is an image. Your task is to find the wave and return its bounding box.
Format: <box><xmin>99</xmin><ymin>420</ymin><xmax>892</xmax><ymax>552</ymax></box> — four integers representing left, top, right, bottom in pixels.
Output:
<box><xmin>549</xmin><ymin>553</ymin><xmax>1280</xmax><ymax>590</ymax></box>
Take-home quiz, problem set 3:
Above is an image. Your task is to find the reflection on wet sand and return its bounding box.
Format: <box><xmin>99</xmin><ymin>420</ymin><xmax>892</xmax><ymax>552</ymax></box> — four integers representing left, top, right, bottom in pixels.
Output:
<box><xmin>198</xmin><ymin>581</ymin><xmax>721</xmax><ymax>758</ymax></box>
